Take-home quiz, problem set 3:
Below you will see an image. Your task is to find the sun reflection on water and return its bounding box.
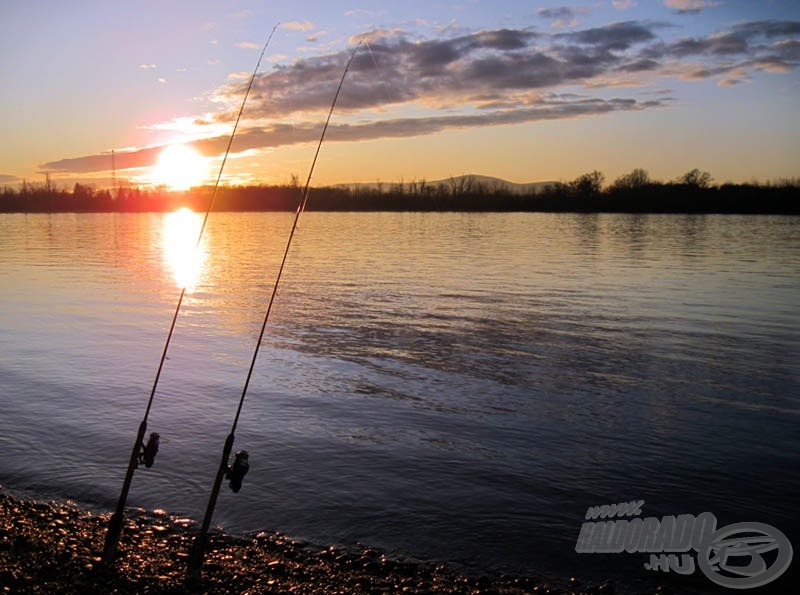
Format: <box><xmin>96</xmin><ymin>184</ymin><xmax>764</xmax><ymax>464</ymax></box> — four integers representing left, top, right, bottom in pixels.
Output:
<box><xmin>163</xmin><ymin>207</ymin><xmax>206</xmax><ymax>291</ymax></box>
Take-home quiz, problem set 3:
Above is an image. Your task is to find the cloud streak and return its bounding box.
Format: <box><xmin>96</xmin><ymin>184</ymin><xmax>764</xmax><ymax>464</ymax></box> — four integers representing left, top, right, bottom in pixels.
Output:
<box><xmin>41</xmin><ymin>97</ymin><xmax>666</xmax><ymax>174</ymax></box>
<box><xmin>40</xmin><ymin>19</ymin><xmax>800</xmax><ymax>175</ymax></box>
<box><xmin>282</xmin><ymin>20</ymin><xmax>314</xmax><ymax>32</ymax></box>
<box><xmin>664</xmin><ymin>0</ymin><xmax>719</xmax><ymax>14</ymax></box>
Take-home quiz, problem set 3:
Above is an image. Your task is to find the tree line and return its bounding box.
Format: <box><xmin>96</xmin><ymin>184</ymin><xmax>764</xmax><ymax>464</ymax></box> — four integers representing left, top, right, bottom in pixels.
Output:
<box><xmin>1</xmin><ymin>169</ymin><xmax>798</xmax><ymax>214</ymax></box>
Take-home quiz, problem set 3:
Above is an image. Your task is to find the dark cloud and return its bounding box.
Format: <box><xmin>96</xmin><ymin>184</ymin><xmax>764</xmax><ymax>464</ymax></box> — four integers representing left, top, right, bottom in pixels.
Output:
<box><xmin>733</xmin><ymin>20</ymin><xmax>800</xmax><ymax>39</ymax></box>
<box><xmin>41</xmin><ymin>18</ymin><xmax>799</xmax><ymax>175</ymax></box>
<box><xmin>619</xmin><ymin>58</ymin><xmax>660</xmax><ymax>72</ymax></box>
<box><xmin>661</xmin><ymin>32</ymin><xmax>747</xmax><ymax>57</ymax></box>
<box><xmin>633</xmin><ymin>18</ymin><xmax>800</xmax><ymax>83</ymax></box>
<box><xmin>559</xmin><ymin>21</ymin><xmax>655</xmax><ymax>51</ymax></box>
<box><xmin>216</xmin><ymin>29</ymin><xmax>544</xmax><ymax>119</ymax></box>
<box><xmin>474</xmin><ymin>29</ymin><xmax>534</xmax><ymax>50</ymax></box>
<box><xmin>465</xmin><ymin>52</ymin><xmax>565</xmax><ymax>88</ymax></box>
<box><xmin>0</xmin><ymin>174</ymin><xmax>20</xmax><ymax>184</ymax></box>
<box><xmin>218</xmin><ymin>25</ymin><xmax>655</xmax><ymax>121</ymax></box>
<box><xmin>670</xmin><ymin>6</ymin><xmax>703</xmax><ymax>14</ymax></box>
<box><xmin>663</xmin><ymin>37</ymin><xmax>713</xmax><ymax>57</ymax></box>
<box><xmin>661</xmin><ymin>19</ymin><xmax>800</xmax><ymax>59</ymax></box>
<box><xmin>707</xmin><ymin>32</ymin><xmax>749</xmax><ymax>55</ymax></box>
<box><xmin>538</xmin><ymin>7</ymin><xmax>577</xmax><ymax>21</ymax></box>
<box><xmin>40</xmin><ymin>147</ymin><xmax>162</xmax><ymax>174</ymax></box>
<box><xmin>538</xmin><ymin>6</ymin><xmax>587</xmax><ymax>28</ymax></box>
<box><xmin>412</xmin><ymin>39</ymin><xmax>462</xmax><ymax>71</ymax></box>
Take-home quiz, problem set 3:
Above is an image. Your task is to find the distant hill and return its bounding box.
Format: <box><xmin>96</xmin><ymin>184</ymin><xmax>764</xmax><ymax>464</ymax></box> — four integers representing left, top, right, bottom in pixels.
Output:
<box><xmin>329</xmin><ymin>174</ymin><xmax>557</xmax><ymax>195</ymax></box>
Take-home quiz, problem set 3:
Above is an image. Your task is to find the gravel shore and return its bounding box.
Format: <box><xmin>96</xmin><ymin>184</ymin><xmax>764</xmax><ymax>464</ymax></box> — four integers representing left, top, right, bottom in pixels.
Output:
<box><xmin>0</xmin><ymin>488</ymin><xmax>625</xmax><ymax>594</ymax></box>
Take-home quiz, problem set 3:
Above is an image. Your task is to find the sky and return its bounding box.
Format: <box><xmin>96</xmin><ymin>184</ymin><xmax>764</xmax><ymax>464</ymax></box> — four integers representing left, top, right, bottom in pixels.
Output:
<box><xmin>1</xmin><ymin>0</ymin><xmax>799</xmax><ymax>189</ymax></box>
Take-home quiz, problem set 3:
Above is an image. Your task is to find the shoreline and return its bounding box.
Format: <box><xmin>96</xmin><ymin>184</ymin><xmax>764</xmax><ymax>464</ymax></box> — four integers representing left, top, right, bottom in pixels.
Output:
<box><xmin>0</xmin><ymin>486</ymin><xmax>623</xmax><ymax>594</ymax></box>
<box><xmin>3</xmin><ymin>176</ymin><xmax>799</xmax><ymax>215</ymax></box>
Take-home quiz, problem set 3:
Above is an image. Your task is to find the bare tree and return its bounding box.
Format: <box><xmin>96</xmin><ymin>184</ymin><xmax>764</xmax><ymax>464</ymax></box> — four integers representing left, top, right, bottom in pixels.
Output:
<box><xmin>678</xmin><ymin>168</ymin><xmax>712</xmax><ymax>188</ymax></box>
<box><xmin>611</xmin><ymin>168</ymin><xmax>651</xmax><ymax>192</ymax></box>
<box><xmin>569</xmin><ymin>171</ymin><xmax>605</xmax><ymax>197</ymax></box>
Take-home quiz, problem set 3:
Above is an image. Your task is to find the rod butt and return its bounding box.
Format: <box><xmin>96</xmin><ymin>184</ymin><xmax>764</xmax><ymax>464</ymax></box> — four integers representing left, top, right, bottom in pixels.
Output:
<box><xmin>101</xmin><ymin>511</ymin><xmax>123</xmax><ymax>564</ymax></box>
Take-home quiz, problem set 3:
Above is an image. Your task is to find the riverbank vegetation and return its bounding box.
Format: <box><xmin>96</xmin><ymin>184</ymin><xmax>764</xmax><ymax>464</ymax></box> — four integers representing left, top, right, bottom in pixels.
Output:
<box><xmin>2</xmin><ymin>169</ymin><xmax>798</xmax><ymax>213</ymax></box>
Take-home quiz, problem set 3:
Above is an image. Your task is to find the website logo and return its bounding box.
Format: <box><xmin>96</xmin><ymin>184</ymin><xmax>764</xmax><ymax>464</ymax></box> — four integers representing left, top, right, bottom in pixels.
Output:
<box><xmin>575</xmin><ymin>500</ymin><xmax>792</xmax><ymax>589</ymax></box>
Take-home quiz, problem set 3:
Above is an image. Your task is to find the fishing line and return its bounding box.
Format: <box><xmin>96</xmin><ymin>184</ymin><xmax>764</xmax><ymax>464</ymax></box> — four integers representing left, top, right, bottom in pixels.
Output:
<box><xmin>186</xmin><ymin>40</ymin><xmax>363</xmax><ymax>580</ymax></box>
<box><xmin>102</xmin><ymin>23</ymin><xmax>279</xmax><ymax>564</ymax></box>
<box><xmin>364</xmin><ymin>40</ymin><xmax>396</xmax><ymax>106</ymax></box>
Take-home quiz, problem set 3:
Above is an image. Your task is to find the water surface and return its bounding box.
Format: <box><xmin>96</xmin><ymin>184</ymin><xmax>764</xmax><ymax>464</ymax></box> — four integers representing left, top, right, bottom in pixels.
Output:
<box><xmin>1</xmin><ymin>212</ymin><xmax>798</xmax><ymax>591</ymax></box>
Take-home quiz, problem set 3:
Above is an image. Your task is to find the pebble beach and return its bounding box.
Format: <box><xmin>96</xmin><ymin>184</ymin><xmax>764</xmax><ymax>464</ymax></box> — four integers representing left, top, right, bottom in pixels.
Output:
<box><xmin>0</xmin><ymin>487</ymin><xmax>630</xmax><ymax>594</ymax></box>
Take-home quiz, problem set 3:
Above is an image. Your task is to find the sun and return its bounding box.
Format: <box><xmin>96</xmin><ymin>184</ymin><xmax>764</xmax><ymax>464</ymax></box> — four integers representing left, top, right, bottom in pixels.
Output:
<box><xmin>153</xmin><ymin>144</ymin><xmax>208</xmax><ymax>191</ymax></box>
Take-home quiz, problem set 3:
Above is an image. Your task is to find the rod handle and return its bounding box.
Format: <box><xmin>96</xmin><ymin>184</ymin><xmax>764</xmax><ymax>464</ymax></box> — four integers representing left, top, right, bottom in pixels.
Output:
<box><xmin>186</xmin><ymin>432</ymin><xmax>235</xmax><ymax>580</ymax></box>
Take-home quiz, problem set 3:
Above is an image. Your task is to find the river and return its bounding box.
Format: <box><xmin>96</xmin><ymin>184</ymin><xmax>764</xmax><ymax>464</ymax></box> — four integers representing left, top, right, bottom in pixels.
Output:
<box><xmin>1</xmin><ymin>211</ymin><xmax>797</xmax><ymax>592</ymax></box>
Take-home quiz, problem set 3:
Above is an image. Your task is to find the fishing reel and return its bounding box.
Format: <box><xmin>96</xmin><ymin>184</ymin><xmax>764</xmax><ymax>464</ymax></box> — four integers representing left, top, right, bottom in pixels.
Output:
<box><xmin>226</xmin><ymin>450</ymin><xmax>249</xmax><ymax>493</ymax></box>
<box><xmin>138</xmin><ymin>432</ymin><xmax>160</xmax><ymax>468</ymax></box>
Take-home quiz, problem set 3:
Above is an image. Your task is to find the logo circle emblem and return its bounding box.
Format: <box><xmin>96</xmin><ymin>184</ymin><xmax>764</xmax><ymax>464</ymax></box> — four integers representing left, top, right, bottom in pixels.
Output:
<box><xmin>697</xmin><ymin>522</ymin><xmax>792</xmax><ymax>589</ymax></box>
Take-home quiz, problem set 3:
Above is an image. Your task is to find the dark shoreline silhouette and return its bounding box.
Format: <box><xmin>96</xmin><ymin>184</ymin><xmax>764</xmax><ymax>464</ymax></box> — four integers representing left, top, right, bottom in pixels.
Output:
<box><xmin>2</xmin><ymin>170</ymin><xmax>798</xmax><ymax>214</ymax></box>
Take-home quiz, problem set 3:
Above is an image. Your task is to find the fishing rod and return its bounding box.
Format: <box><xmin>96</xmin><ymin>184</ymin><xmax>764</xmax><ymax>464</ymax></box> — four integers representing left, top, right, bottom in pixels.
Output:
<box><xmin>186</xmin><ymin>40</ymin><xmax>363</xmax><ymax>580</ymax></box>
<box><xmin>101</xmin><ymin>24</ymin><xmax>279</xmax><ymax>564</ymax></box>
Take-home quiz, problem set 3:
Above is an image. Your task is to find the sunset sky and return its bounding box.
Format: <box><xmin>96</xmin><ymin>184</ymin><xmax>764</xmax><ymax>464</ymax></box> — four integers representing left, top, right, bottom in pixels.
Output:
<box><xmin>1</xmin><ymin>0</ymin><xmax>798</xmax><ymax>189</ymax></box>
